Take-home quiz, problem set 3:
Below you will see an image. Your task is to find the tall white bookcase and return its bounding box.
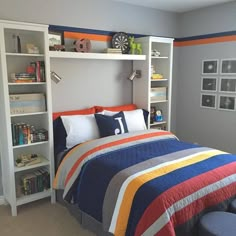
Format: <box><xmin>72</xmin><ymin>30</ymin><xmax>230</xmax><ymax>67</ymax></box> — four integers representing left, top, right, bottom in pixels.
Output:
<box><xmin>133</xmin><ymin>36</ymin><xmax>174</xmax><ymax>130</ymax></box>
<box><xmin>0</xmin><ymin>20</ymin><xmax>55</xmax><ymax>216</ymax></box>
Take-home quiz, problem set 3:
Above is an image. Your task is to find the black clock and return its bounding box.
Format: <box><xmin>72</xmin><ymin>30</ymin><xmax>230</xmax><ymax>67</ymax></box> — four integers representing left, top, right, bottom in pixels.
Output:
<box><xmin>112</xmin><ymin>32</ymin><xmax>129</xmax><ymax>54</ymax></box>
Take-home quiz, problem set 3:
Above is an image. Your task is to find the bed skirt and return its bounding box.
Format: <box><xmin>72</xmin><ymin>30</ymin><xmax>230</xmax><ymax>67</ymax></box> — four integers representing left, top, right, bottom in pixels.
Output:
<box><xmin>56</xmin><ymin>190</ymin><xmax>113</xmax><ymax>236</ymax></box>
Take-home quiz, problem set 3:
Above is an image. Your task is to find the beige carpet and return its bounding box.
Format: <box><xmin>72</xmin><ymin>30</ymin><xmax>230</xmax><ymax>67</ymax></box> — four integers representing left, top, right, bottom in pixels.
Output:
<box><xmin>0</xmin><ymin>199</ymin><xmax>95</xmax><ymax>236</ymax></box>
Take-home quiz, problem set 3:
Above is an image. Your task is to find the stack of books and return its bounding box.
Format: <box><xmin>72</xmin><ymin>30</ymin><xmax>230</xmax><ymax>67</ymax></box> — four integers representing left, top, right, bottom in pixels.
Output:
<box><xmin>104</xmin><ymin>48</ymin><xmax>122</xmax><ymax>54</ymax></box>
<box><xmin>21</xmin><ymin>168</ymin><xmax>50</xmax><ymax>195</ymax></box>
<box><xmin>10</xmin><ymin>60</ymin><xmax>45</xmax><ymax>83</ymax></box>
<box><xmin>10</xmin><ymin>73</ymin><xmax>36</xmax><ymax>83</ymax></box>
<box><xmin>30</xmin><ymin>61</ymin><xmax>45</xmax><ymax>82</ymax></box>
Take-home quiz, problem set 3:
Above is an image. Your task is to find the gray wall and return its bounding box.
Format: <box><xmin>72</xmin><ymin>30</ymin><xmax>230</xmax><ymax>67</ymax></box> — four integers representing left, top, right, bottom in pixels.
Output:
<box><xmin>0</xmin><ymin>0</ymin><xmax>178</xmax><ymax>196</ymax></box>
<box><xmin>178</xmin><ymin>1</ymin><xmax>236</xmax><ymax>37</ymax></box>
<box><xmin>0</xmin><ymin>0</ymin><xmax>179</xmax><ymax>37</ymax></box>
<box><xmin>176</xmin><ymin>2</ymin><xmax>236</xmax><ymax>152</ymax></box>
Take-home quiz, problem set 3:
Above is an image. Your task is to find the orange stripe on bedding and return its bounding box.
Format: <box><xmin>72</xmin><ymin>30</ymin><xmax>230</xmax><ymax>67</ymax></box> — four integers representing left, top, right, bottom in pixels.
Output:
<box><xmin>64</xmin><ymin>32</ymin><xmax>112</xmax><ymax>42</ymax></box>
<box><xmin>174</xmin><ymin>35</ymin><xmax>236</xmax><ymax>47</ymax></box>
<box><xmin>64</xmin><ymin>132</ymin><xmax>172</xmax><ymax>186</ymax></box>
<box><xmin>53</xmin><ymin>142</ymin><xmax>86</xmax><ymax>188</ymax></box>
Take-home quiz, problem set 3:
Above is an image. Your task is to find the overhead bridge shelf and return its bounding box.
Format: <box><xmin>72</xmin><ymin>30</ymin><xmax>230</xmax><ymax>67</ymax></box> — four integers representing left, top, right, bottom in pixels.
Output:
<box><xmin>49</xmin><ymin>51</ymin><xmax>146</xmax><ymax>60</ymax></box>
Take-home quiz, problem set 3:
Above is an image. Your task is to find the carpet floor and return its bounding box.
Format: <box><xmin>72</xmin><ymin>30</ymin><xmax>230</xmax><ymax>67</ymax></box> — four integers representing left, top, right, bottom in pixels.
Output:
<box><xmin>0</xmin><ymin>199</ymin><xmax>95</xmax><ymax>236</ymax></box>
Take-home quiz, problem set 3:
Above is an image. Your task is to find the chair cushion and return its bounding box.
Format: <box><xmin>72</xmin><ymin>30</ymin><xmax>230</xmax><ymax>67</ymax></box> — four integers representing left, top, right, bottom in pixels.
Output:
<box><xmin>229</xmin><ymin>199</ymin><xmax>236</xmax><ymax>213</ymax></box>
<box><xmin>199</xmin><ymin>211</ymin><xmax>236</xmax><ymax>236</ymax></box>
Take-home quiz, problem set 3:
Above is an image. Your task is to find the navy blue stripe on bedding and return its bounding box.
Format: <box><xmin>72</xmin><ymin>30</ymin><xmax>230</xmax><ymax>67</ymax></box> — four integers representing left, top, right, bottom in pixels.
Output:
<box><xmin>126</xmin><ymin>153</ymin><xmax>236</xmax><ymax>235</ymax></box>
<box><xmin>75</xmin><ymin>139</ymin><xmax>198</xmax><ymax>222</ymax></box>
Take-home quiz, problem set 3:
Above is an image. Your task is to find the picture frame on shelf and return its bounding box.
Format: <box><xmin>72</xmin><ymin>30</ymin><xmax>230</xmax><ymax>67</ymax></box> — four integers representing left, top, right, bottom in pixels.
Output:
<box><xmin>218</xmin><ymin>95</ymin><xmax>235</xmax><ymax>111</ymax></box>
<box><xmin>220</xmin><ymin>77</ymin><xmax>236</xmax><ymax>93</ymax></box>
<box><xmin>220</xmin><ymin>59</ymin><xmax>236</xmax><ymax>75</ymax></box>
<box><xmin>200</xmin><ymin>94</ymin><xmax>216</xmax><ymax>109</ymax></box>
<box><xmin>48</xmin><ymin>30</ymin><xmax>65</xmax><ymax>51</ymax></box>
<box><xmin>201</xmin><ymin>77</ymin><xmax>217</xmax><ymax>92</ymax></box>
<box><xmin>202</xmin><ymin>59</ymin><xmax>218</xmax><ymax>75</ymax></box>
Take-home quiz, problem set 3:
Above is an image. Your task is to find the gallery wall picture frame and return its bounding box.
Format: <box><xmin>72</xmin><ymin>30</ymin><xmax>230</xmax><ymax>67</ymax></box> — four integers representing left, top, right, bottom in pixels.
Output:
<box><xmin>48</xmin><ymin>30</ymin><xmax>64</xmax><ymax>51</ymax></box>
<box><xmin>202</xmin><ymin>59</ymin><xmax>218</xmax><ymax>75</ymax></box>
<box><xmin>220</xmin><ymin>59</ymin><xmax>236</xmax><ymax>75</ymax></box>
<box><xmin>219</xmin><ymin>77</ymin><xmax>236</xmax><ymax>93</ymax></box>
<box><xmin>200</xmin><ymin>93</ymin><xmax>217</xmax><ymax>109</ymax></box>
<box><xmin>218</xmin><ymin>95</ymin><xmax>235</xmax><ymax>111</ymax></box>
<box><xmin>201</xmin><ymin>77</ymin><xmax>217</xmax><ymax>92</ymax></box>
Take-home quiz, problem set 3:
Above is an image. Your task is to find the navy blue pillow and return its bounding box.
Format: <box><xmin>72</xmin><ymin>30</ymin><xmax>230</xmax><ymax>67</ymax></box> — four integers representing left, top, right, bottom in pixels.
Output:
<box><xmin>95</xmin><ymin>112</ymin><xmax>128</xmax><ymax>137</ymax></box>
<box><xmin>53</xmin><ymin>117</ymin><xmax>67</xmax><ymax>156</ymax></box>
<box><xmin>142</xmin><ymin>109</ymin><xmax>149</xmax><ymax>124</ymax></box>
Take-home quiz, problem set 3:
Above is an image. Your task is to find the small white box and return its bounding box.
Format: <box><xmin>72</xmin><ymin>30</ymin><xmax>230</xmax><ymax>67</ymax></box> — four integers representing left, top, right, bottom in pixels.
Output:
<box><xmin>9</xmin><ymin>93</ymin><xmax>46</xmax><ymax>114</ymax></box>
<box><xmin>150</xmin><ymin>87</ymin><xmax>167</xmax><ymax>101</ymax></box>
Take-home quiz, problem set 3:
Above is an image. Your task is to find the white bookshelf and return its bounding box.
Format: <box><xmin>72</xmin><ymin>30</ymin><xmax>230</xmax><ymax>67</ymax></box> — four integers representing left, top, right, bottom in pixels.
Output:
<box><xmin>133</xmin><ymin>36</ymin><xmax>174</xmax><ymax>131</ymax></box>
<box><xmin>0</xmin><ymin>20</ymin><xmax>55</xmax><ymax>216</ymax></box>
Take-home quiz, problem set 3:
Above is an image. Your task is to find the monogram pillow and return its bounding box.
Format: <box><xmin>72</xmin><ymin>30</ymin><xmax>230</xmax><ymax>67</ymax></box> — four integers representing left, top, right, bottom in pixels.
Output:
<box><xmin>94</xmin><ymin>112</ymin><xmax>128</xmax><ymax>138</ymax></box>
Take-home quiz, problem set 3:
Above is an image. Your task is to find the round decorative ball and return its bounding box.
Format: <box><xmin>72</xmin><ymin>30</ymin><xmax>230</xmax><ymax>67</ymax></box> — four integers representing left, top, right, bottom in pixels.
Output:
<box><xmin>74</xmin><ymin>38</ymin><xmax>91</xmax><ymax>53</ymax></box>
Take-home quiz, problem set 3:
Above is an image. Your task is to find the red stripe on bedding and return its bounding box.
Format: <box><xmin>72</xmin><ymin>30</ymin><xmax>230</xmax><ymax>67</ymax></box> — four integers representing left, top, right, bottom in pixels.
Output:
<box><xmin>156</xmin><ymin>183</ymin><xmax>236</xmax><ymax>236</ymax></box>
<box><xmin>65</xmin><ymin>131</ymin><xmax>172</xmax><ymax>186</ymax></box>
<box><xmin>135</xmin><ymin>162</ymin><xmax>236</xmax><ymax>236</ymax></box>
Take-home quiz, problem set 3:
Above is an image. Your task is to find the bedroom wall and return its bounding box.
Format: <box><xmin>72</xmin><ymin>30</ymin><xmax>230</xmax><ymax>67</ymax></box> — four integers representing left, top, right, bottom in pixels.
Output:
<box><xmin>0</xmin><ymin>0</ymin><xmax>179</xmax><ymax>197</ymax></box>
<box><xmin>175</xmin><ymin>1</ymin><xmax>236</xmax><ymax>153</ymax></box>
<box><xmin>0</xmin><ymin>0</ymin><xmax>179</xmax><ymax>111</ymax></box>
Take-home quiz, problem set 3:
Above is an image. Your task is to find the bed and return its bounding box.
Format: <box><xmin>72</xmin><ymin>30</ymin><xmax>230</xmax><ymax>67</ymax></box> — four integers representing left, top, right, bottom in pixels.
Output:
<box><xmin>52</xmin><ymin>105</ymin><xmax>236</xmax><ymax>236</ymax></box>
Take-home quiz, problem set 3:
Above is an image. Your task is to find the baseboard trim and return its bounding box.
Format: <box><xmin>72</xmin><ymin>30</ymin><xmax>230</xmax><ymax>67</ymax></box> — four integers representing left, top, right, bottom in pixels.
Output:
<box><xmin>0</xmin><ymin>196</ymin><xmax>6</xmax><ymax>205</ymax></box>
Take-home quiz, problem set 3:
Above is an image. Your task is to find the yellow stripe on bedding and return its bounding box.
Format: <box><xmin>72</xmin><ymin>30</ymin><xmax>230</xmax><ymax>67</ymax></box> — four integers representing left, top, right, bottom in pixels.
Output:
<box><xmin>113</xmin><ymin>150</ymin><xmax>225</xmax><ymax>236</ymax></box>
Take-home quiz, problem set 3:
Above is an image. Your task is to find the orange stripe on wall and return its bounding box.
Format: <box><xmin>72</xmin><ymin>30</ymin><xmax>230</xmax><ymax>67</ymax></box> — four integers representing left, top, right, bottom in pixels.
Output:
<box><xmin>64</xmin><ymin>32</ymin><xmax>112</xmax><ymax>42</ymax></box>
<box><xmin>174</xmin><ymin>35</ymin><xmax>236</xmax><ymax>47</ymax></box>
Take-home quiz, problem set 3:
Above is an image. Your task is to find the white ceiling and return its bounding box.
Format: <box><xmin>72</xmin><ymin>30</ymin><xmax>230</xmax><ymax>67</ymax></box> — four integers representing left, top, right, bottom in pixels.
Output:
<box><xmin>112</xmin><ymin>0</ymin><xmax>234</xmax><ymax>13</ymax></box>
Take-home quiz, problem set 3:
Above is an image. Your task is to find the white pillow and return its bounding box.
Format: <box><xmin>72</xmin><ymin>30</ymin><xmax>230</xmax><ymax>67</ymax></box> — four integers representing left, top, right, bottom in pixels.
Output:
<box><xmin>61</xmin><ymin>114</ymin><xmax>100</xmax><ymax>149</ymax></box>
<box><xmin>104</xmin><ymin>109</ymin><xmax>147</xmax><ymax>132</ymax></box>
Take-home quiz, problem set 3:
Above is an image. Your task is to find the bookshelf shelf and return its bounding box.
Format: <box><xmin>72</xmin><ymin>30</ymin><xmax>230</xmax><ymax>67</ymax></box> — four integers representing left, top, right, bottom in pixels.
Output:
<box><xmin>6</xmin><ymin>52</ymin><xmax>44</xmax><ymax>57</ymax></box>
<box><xmin>8</xmin><ymin>82</ymin><xmax>47</xmax><ymax>86</ymax></box>
<box><xmin>151</xmin><ymin>79</ymin><xmax>168</xmax><ymax>82</ymax></box>
<box><xmin>49</xmin><ymin>51</ymin><xmax>146</xmax><ymax>60</ymax></box>
<box><xmin>150</xmin><ymin>100</ymin><xmax>168</xmax><ymax>104</ymax></box>
<box><xmin>13</xmin><ymin>141</ymin><xmax>49</xmax><ymax>149</ymax></box>
<box><xmin>151</xmin><ymin>56</ymin><xmax>168</xmax><ymax>59</ymax></box>
<box><xmin>14</xmin><ymin>156</ymin><xmax>50</xmax><ymax>172</ymax></box>
<box><xmin>16</xmin><ymin>190</ymin><xmax>51</xmax><ymax>206</ymax></box>
<box><xmin>150</xmin><ymin>121</ymin><xmax>167</xmax><ymax>126</ymax></box>
<box><xmin>10</xmin><ymin>111</ymin><xmax>48</xmax><ymax>117</ymax></box>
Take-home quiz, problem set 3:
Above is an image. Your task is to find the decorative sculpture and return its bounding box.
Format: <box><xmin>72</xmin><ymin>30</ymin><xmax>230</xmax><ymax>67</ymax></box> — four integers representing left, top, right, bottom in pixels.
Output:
<box><xmin>128</xmin><ymin>36</ymin><xmax>142</xmax><ymax>55</ymax></box>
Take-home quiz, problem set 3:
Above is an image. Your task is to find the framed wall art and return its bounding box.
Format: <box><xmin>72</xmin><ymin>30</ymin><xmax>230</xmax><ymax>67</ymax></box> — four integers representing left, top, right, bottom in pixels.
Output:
<box><xmin>200</xmin><ymin>94</ymin><xmax>217</xmax><ymax>109</ymax></box>
<box><xmin>202</xmin><ymin>59</ymin><xmax>218</xmax><ymax>74</ymax></box>
<box><xmin>220</xmin><ymin>59</ymin><xmax>236</xmax><ymax>75</ymax></box>
<box><xmin>220</xmin><ymin>77</ymin><xmax>236</xmax><ymax>93</ymax></box>
<box><xmin>218</xmin><ymin>95</ymin><xmax>235</xmax><ymax>111</ymax></box>
<box><xmin>201</xmin><ymin>77</ymin><xmax>217</xmax><ymax>92</ymax></box>
<box><xmin>48</xmin><ymin>30</ymin><xmax>64</xmax><ymax>51</ymax></box>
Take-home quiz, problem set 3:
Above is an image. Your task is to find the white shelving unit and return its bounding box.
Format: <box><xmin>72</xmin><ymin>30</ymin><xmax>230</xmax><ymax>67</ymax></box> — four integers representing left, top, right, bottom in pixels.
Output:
<box><xmin>0</xmin><ymin>20</ymin><xmax>55</xmax><ymax>216</ymax></box>
<box><xmin>49</xmin><ymin>51</ymin><xmax>146</xmax><ymax>60</ymax></box>
<box><xmin>133</xmin><ymin>36</ymin><xmax>174</xmax><ymax>130</ymax></box>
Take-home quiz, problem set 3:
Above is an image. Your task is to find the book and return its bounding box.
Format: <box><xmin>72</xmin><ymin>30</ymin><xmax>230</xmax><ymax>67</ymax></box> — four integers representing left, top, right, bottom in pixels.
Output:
<box><xmin>104</xmin><ymin>48</ymin><xmax>122</xmax><ymax>54</ymax></box>
<box><xmin>10</xmin><ymin>73</ymin><xmax>36</xmax><ymax>83</ymax></box>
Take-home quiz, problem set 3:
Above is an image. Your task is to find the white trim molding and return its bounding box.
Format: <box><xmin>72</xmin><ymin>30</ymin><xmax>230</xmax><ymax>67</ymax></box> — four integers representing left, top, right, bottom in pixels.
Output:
<box><xmin>0</xmin><ymin>195</ymin><xmax>6</xmax><ymax>205</ymax></box>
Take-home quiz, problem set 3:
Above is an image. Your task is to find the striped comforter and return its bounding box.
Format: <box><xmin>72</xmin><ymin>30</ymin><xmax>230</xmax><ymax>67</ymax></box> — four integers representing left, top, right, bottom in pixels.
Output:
<box><xmin>53</xmin><ymin>129</ymin><xmax>236</xmax><ymax>236</ymax></box>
